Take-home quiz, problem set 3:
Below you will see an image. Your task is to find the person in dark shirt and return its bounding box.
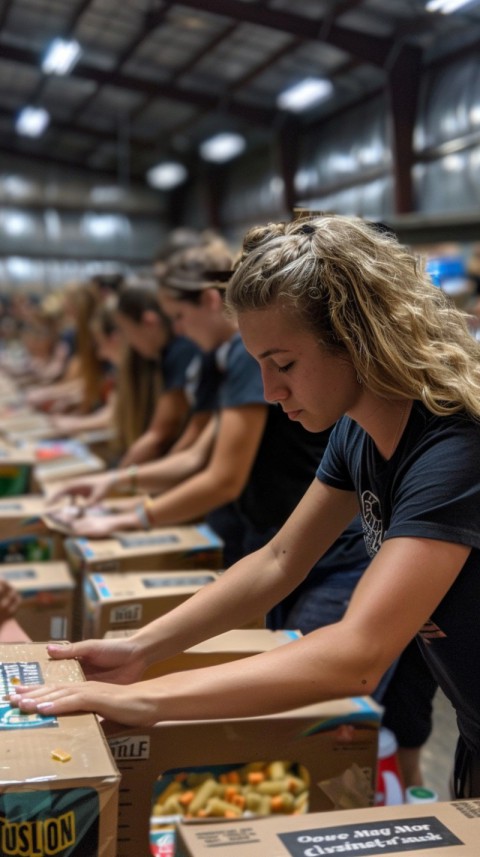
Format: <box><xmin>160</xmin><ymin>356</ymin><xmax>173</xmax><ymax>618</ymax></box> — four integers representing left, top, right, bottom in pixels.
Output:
<box><xmin>12</xmin><ymin>216</ymin><xmax>480</xmax><ymax>802</ymax></box>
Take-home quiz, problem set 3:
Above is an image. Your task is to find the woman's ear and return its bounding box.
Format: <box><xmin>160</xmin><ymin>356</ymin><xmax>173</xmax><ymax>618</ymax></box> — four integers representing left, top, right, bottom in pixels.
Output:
<box><xmin>201</xmin><ymin>288</ymin><xmax>222</xmax><ymax>310</ymax></box>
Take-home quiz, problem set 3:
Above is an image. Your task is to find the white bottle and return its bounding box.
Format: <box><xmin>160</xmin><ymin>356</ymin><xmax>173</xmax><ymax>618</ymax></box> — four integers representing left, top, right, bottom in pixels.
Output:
<box><xmin>405</xmin><ymin>785</ymin><xmax>439</xmax><ymax>804</ymax></box>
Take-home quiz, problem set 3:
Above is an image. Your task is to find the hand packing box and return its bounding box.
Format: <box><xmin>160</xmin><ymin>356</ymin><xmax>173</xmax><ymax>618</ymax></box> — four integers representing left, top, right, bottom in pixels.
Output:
<box><xmin>0</xmin><ymin>642</ymin><xmax>120</xmax><ymax>857</ymax></box>
<box><xmin>0</xmin><ymin>561</ymin><xmax>75</xmax><ymax>641</ymax></box>
<box><xmin>82</xmin><ymin>569</ymin><xmax>221</xmax><ymax>638</ymax></box>
<box><xmin>65</xmin><ymin>523</ymin><xmax>224</xmax><ymax>574</ymax></box>
<box><xmin>175</xmin><ymin>799</ymin><xmax>480</xmax><ymax>857</ymax></box>
<box><xmin>102</xmin><ymin>695</ymin><xmax>381</xmax><ymax>857</ymax></box>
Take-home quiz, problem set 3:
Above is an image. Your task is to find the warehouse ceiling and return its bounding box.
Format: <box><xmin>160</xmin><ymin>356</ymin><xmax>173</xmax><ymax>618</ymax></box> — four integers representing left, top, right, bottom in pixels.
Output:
<box><xmin>1</xmin><ymin>0</ymin><xmax>480</xmax><ymax>188</ymax></box>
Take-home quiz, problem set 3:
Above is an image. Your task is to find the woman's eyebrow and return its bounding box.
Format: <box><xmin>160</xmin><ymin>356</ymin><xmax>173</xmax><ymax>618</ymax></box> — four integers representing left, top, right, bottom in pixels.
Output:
<box><xmin>258</xmin><ymin>347</ymin><xmax>289</xmax><ymax>359</ymax></box>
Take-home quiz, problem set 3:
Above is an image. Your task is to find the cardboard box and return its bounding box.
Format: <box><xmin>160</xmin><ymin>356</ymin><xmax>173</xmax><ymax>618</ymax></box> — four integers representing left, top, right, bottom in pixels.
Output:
<box><xmin>0</xmin><ymin>642</ymin><xmax>120</xmax><ymax>857</ymax></box>
<box><xmin>103</xmin><ymin>696</ymin><xmax>381</xmax><ymax>857</ymax></box>
<box><xmin>65</xmin><ymin>524</ymin><xmax>223</xmax><ymax>641</ymax></box>
<box><xmin>0</xmin><ymin>561</ymin><xmax>75</xmax><ymax>640</ymax></box>
<box><xmin>0</xmin><ymin>442</ymin><xmax>35</xmax><ymax>496</ymax></box>
<box><xmin>83</xmin><ymin>569</ymin><xmax>221</xmax><ymax>638</ymax></box>
<box><xmin>5</xmin><ymin>425</ymin><xmax>116</xmax><ymax>464</ymax></box>
<box><xmin>175</xmin><ymin>799</ymin><xmax>480</xmax><ymax>857</ymax></box>
<box><xmin>1</xmin><ymin>411</ymin><xmax>53</xmax><ymax>440</ymax></box>
<box><xmin>104</xmin><ymin>628</ymin><xmax>298</xmax><ymax>679</ymax></box>
<box><xmin>0</xmin><ymin>494</ymin><xmax>66</xmax><ymax>560</ymax></box>
<box><xmin>32</xmin><ymin>446</ymin><xmax>106</xmax><ymax>492</ymax></box>
<box><xmin>0</xmin><ymin>494</ymin><xmax>51</xmax><ymax>539</ymax></box>
<box><xmin>65</xmin><ymin>523</ymin><xmax>224</xmax><ymax>574</ymax></box>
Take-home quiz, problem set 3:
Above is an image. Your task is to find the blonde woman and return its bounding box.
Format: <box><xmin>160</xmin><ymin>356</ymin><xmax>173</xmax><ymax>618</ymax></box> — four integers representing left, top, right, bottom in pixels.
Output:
<box><xmin>11</xmin><ymin>216</ymin><xmax>480</xmax><ymax>799</ymax></box>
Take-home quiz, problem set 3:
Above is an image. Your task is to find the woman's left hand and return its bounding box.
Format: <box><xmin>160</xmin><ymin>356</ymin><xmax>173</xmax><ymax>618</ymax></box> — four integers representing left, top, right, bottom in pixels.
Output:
<box><xmin>9</xmin><ymin>678</ymin><xmax>162</xmax><ymax>726</ymax></box>
<box><xmin>70</xmin><ymin>510</ymin><xmax>140</xmax><ymax>538</ymax></box>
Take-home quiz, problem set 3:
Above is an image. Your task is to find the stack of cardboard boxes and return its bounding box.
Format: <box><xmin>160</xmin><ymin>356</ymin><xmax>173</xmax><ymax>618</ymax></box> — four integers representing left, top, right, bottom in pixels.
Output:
<box><xmin>0</xmin><ymin>643</ymin><xmax>119</xmax><ymax>857</ymax></box>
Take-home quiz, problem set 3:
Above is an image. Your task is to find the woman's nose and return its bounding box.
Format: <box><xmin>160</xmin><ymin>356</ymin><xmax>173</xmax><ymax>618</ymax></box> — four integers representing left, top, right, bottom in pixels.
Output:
<box><xmin>262</xmin><ymin>374</ymin><xmax>286</xmax><ymax>405</ymax></box>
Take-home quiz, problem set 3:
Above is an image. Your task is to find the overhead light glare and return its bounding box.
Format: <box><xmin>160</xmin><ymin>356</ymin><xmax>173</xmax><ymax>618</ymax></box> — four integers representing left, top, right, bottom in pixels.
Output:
<box><xmin>16</xmin><ymin>106</ymin><xmax>50</xmax><ymax>138</ymax></box>
<box><xmin>42</xmin><ymin>38</ymin><xmax>81</xmax><ymax>75</ymax></box>
<box><xmin>277</xmin><ymin>77</ymin><xmax>333</xmax><ymax>112</ymax></box>
<box><xmin>146</xmin><ymin>162</ymin><xmax>188</xmax><ymax>190</ymax></box>
<box><xmin>426</xmin><ymin>0</ymin><xmax>478</xmax><ymax>13</ymax></box>
<box><xmin>199</xmin><ymin>133</ymin><xmax>246</xmax><ymax>163</ymax></box>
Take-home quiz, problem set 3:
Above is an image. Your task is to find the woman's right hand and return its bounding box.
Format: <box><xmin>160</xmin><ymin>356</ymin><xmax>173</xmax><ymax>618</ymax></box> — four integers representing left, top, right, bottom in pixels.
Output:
<box><xmin>47</xmin><ymin>472</ymin><xmax>117</xmax><ymax>508</ymax></box>
<box><xmin>45</xmin><ymin>638</ymin><xmax>147</xmax><ymax>684</ymax></box>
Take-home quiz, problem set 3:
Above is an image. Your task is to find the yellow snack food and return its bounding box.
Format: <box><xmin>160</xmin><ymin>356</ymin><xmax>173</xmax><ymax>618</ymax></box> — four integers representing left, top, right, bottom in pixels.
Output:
<box><xmin>152</xmin><ymin>761</ymin><xmax>310</xmax><ymax>821</ymax></box>
<box><xmin>50</xmin><ymin>748</ymin><xmax>72</xmax><ymax>763</ymax></box>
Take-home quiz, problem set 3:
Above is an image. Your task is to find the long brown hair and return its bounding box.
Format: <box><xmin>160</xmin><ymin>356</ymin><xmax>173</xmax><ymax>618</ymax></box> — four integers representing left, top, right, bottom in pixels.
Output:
<box><xmin>227</xmin><ymin>215</ymin><xmax>480</xmax><ymax>418</ymax></box>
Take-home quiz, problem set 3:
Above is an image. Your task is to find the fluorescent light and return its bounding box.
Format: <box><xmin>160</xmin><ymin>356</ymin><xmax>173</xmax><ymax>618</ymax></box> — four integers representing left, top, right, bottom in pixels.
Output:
<box><xmin>426</xmin><ymin>0</ymin><xmax>478</xmax><ymax>12</ymax></box>
<box><xmin>146</xmin><ymin>162</ymin><xmax>188</xmax><ymax>190</ymax></box>
<box><xmin>83</xmin><ymin>213</ymin><xmax>131</xmax><ymax>240</ymax></box>
<box><xmin>2</xmin><ymin>175</ymin><xmax>34</xmax><ymax>199</ymax></box>
<box><xmin>199</xmin><ymin>132</ymin><xmax>246</xmax><ymax>163</ymax></box>
<box><xmin>16</xmin><ymin>106</ymin><xmax>50</xmax><ymax>137</ymax></box>
<box><xmin>42</xmin><ymin>38</ymin><xmax>81</xmax><ymax>75</ymax></box>
<box><xmin>277</xmin><ymin>78</ymin><xmax>333</xmax><ymax>112</ymax></box>
<box><xmin>0</xmin><ymin>211</ymin><xmax>35</xmax><ymax>237</ymax></box>
<box><xmin>89</xmin><ymin>185</ymin><xmax>126</xmax><ymax>204</ymax></box>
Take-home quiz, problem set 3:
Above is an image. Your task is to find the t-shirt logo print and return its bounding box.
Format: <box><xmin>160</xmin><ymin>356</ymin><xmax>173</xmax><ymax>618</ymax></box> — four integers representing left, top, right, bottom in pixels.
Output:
<box><xmin>360</xmin><ymin>490</ymin><xmax>383</xmax><ymax>557</ymax></box>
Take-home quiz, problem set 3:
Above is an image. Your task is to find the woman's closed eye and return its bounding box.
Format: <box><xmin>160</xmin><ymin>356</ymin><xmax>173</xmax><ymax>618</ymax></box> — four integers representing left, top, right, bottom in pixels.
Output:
<box><xmin>277</xmin><ymin>361</ymin><xmax>294</xmax><ymax>374</ymax></box>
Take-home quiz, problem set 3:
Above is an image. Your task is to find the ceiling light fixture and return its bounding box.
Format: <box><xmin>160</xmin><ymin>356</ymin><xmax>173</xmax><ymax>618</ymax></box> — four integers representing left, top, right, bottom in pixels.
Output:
<box><xmin>199</xmin><ymin>133</ymin><xmax>246</xmax><ymax>163</ymax></box>
<box><xmin>146</xmin><ymin>162</ymin><xmax>188</xmax><ymax>190</ymax></box>
<box><xmin>277</xmin><ymin>78</ymin><xmax>333</xmax><ymax>112</ymax></box>
<box><xmin>42</xmin><ymin>38</ymin><xmax>82</xmax><ymax>75</ymax></box>
<box><xmin>426</xmin><ymin>0</ymin><xmax>479</xmax><ymax>12</ymax></box>
<box><xmin>15</xmin><ymin>107</ymin><xmax>50</xmax><ymax>138</ymax></box>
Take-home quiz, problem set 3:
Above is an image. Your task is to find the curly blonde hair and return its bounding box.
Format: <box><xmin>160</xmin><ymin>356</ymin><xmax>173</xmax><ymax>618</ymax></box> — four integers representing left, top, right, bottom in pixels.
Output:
<box><xmin>227</xmin><ymin>215</ymin><xmax>480</xmax><ymax>419</ymax></box>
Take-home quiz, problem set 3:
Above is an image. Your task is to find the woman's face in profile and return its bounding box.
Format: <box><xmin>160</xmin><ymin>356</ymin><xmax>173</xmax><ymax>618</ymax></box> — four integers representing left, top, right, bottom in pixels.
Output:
<box><xmin>115</xmin><ymin>310</ymin><xmax>166</xmax><ymax>359</ymax></box>
<box><xmin>238</xmin><ymin>303</ymin><xmax>360</xmax><ymax>433</ymax></box>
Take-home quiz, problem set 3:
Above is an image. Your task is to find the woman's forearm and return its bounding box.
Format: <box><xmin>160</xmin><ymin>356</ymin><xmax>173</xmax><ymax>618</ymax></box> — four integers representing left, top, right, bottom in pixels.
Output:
<box><xmin>145</xmin><ymin>623</ymin><xmax>383</xmax><ymax>723</ymax></box>
<box><xmin>131</xmin><ymin>541</ymin><xmax>301</xmax><ymax>667</ymax></box>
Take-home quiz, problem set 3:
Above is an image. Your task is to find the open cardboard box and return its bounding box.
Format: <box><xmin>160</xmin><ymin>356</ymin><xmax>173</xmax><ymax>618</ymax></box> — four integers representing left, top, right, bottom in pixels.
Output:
<box><xmin>0</xmin><ymin>560</ymin><xmax>75</xmax><ymax>641</ymax></box>
<box><xmin>103</xmin><ymin>694</ymin><xmax>381</xmax><ymax>857</ymax></box>
<box><xmin>0</xmin><ymin>642</ymin><xmax>120</xmax><ymax>857</ymax></box>
<box><xmin>175</xmin><ymin>800</ymin><xmax>480</xmax><ymax>857</ymax></box>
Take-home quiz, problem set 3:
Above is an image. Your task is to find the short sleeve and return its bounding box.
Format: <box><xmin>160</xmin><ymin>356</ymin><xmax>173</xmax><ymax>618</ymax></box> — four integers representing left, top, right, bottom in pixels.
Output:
<box><xmin>162</xmin><ymin>337</ymin><xmax>200</xmax><ymax>391</ymax></box>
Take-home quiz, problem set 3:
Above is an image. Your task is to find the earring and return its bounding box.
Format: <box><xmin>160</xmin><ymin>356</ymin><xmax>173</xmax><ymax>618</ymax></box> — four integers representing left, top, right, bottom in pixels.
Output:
<box><xmin>356</xmin><ymin>373</ymin><xmax>362</xmax><ymax>385</ymax></box>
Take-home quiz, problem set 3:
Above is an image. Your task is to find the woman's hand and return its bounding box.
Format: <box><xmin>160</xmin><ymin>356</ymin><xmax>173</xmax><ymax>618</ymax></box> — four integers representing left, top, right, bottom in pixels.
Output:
<box><xmin>50</xmin><ymin>414</ymin><xmax>83</xmax><ymax>434</ymax></box>
<box><xmin>68</xmin><ymin>509</ymin><xmax>141</xmax><ymax>538</ymax></box>
<box><xmin>47</xmin><ymin>472</ymin><xmax>117</xmax><ymax>507</ymax></box>
<box><xmin>44</xmin><ymin>638</ymin><xmax>147</xmax><ymax>683</ymax></box>
<box><xmin>9</xmin><ymin>678</ymin><xmax>163</xmax><ymax>727</ymax></box>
